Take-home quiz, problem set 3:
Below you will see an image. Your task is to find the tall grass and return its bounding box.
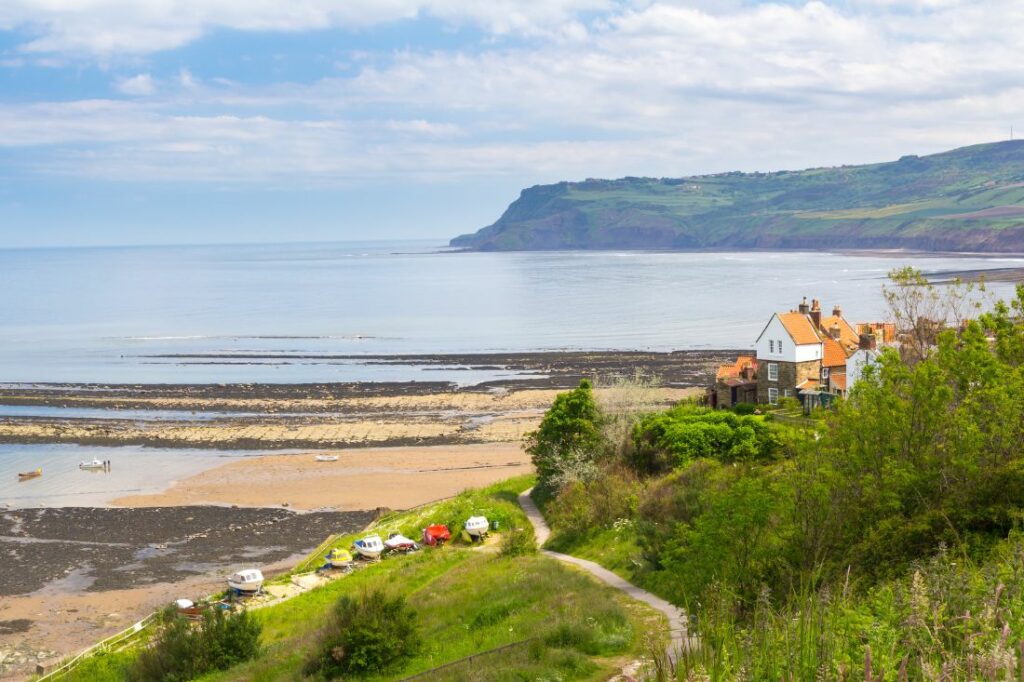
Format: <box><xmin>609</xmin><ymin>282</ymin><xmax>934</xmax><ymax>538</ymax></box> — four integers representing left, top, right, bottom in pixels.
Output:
<box><xmin>676</xmin><ymin>539</ymin><xmax>1024</xmax><ymax>681</ymax></box>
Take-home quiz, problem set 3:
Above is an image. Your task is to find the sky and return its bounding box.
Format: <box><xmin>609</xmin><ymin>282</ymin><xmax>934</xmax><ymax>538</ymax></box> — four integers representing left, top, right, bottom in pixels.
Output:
<box><xmin>0</xmin><ymin>0</ymin><xmax>1022</xmax><ymax>248</ymax></box>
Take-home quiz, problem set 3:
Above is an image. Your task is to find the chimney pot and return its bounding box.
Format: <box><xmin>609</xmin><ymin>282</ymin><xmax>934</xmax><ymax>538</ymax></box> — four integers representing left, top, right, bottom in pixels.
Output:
<box><xmin>798</xmin><ymin>296</ymin><xmax>809</xmax><ymax>314</ymax></box>
<box><xmin>833</xmin><ymin>305</ymin><xmax>842</xmax><ymax>318</ymax></box>
<box><xmin>811</xmin><ymin>299</ymin><xmax>821</xmax><ymax>312</ymax></box>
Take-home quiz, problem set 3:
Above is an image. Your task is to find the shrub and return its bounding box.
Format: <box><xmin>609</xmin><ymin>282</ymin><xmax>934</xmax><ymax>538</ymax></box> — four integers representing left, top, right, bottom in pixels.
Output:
<box><xmin>732</xmin><ymin>402</ymin><xmax>757</xmax><ymax>415</ymax></box>
<box><xmin>631</xmin><ymin>404</ymin><xmax>779</xmax><ymax>472</ymax></box>
<box><xmin>499</xmin><ymin>526</ymin><xmax>537</xmax><ymax>557</ymax></box>
<box><xmin>304</xmin><ymin>590</ymin><xmax>420</xmax><ymax>678</ymax></box>
<box><xmin>526</xmin><ymin>379</ymin><xmax>604</xmax><ymax>496</ymax></box>
<box><xmin>128</xmin><ymin>606</ymin><xmax>261</xmax><ymax>682</ymax></box>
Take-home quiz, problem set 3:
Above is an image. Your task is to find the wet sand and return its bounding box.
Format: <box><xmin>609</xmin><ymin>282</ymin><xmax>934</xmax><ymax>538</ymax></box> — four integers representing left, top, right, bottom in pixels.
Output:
<box><xmin>0</xmin><ymin>506</ymin><xmax>374</xmax><ymax>678</ymax></box>
<box><xmin>114</xmin><ymin>442</ymin><xmax>531</xmax><ymax>510</ymax></box>
<box><xmin>0</xmin><ymin>386</ymin><xmax>702</xmax><ymax>450</ymax></box>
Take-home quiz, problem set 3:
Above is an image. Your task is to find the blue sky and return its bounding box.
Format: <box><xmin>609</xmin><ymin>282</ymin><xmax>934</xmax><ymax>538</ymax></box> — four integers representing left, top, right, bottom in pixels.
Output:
<box><xmin>0</xmin><ymin>0</ymin><xmax>1021</xmax><ymax>247</ymax></box>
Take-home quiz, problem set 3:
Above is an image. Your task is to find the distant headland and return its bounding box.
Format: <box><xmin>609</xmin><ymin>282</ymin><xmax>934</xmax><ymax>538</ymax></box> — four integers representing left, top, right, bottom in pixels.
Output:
<box><xmin>451</xmin><ymin>140</ymin><xmax>1024</xmax><ymax>253</ymax></box>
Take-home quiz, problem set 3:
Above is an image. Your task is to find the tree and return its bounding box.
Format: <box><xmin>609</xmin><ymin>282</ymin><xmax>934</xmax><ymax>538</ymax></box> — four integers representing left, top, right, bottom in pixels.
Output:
<box><xmin>883</xmin><ymin>266</ymin><xmax>988</xmax><ymax>363</ymax></box>
<box><xmin>305</xmin><ymin>590</ymin><xmax>421</xmax><ymax>678</ymax></box>
<box><xmin>525</xmin><ymin>379</ymin><xmax>604</xmax><ymax>497</ymax></box>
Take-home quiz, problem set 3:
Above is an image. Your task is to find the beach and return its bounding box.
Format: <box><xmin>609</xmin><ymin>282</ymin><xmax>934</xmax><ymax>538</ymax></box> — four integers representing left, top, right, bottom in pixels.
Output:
<box><xmin>0</xmin><ymin>350</ymin><xmax>722</xmax><ymax>678</ymax></box>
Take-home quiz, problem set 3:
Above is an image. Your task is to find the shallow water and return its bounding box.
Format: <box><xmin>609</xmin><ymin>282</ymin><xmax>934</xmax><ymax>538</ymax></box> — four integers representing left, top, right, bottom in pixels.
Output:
<box><xmin>0</xmin><ymin>444</ymin><xmax>293</xmax><ymax>509</ymax></box>
<box><xmin>1</xmin><ymin>240</ymin><xmax>1020</xmax><ymax>384</ymax></box>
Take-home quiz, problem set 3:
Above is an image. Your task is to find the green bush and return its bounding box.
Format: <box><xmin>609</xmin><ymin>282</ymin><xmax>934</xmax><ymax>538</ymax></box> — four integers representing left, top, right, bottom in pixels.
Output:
<box><xmin>499</xmin><ymin>526</ymin><xmax>538</xmax><ymax>558</ymax></box>
<box><xmin>128</xmin><ymin>606</ymin><xmax>261</xmax><ymax>682</ymax></box>
<box><xmin>304</xmin><ymin>589</ymin><xmax>420</xmax><ymax>678</ymax></box>
<box><xmin>631</xmin><ymin>404</ymin><xmax>779</xmax><ymax>472</ymax></box>
<box><xmin>731</xmin><ymin>402</ymin><xmax>757</xmax><ymax>415</ymax></box>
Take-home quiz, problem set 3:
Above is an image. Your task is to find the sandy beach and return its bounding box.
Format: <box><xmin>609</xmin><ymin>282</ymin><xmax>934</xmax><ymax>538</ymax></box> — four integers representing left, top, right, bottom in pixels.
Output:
<box><xmin>0</xmin><ymin>351</ymin><xmax>725</xmax><ymax>678</ymax></box>
<box><xmin>114</xmin><ymin>442</ymin><xmax>532</xmax><ymax>510</ymax></box>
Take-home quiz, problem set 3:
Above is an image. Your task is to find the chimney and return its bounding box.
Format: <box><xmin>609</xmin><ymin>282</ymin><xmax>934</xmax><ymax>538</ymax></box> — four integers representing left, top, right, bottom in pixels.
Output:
<box><xmin>859</xmin><ymin>332</ymin><xmax>876</xmax><ymax>350</ymax></box>
<box><xmin>829</xmin><ymin>323</ymin><xmax>841</xmax><ymax>340</ymax></box>
<box><xmin>798</xmin><ymin>297</ymin><xmax>810</xmax><ymax>314</ymax></box>
<box><xmin>741</xmin><ymin>363</ymin><xmax>755</xmax><ymax>381</ymax></box>
<box><xmin>832</xmin><ymin>305</ymin><xmax>842</xmax><ymax>318</ymax></box>
<box><xmin>809</xmin><ymin>298</ymin><xmax>822</xmax><ymax>330</ymax></box>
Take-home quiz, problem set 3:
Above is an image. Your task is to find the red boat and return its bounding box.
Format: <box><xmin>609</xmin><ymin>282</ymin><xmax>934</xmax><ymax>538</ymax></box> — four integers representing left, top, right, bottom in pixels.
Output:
<box><xmin>422</xmin><ymin>524</ymin><xmax>451</xmax><ymax>546</ymax></box>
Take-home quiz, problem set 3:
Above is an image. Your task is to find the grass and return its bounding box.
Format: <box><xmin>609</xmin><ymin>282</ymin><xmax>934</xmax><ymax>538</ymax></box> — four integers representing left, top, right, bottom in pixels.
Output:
<box><xmin>58</xmin><ymin>475</ymin><xmax>667</xmax><ymax>681</ymax></box>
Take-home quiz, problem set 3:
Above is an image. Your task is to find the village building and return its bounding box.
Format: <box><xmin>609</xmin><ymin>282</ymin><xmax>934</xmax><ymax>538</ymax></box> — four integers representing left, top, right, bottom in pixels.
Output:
<box><xmin>711</xmin><ymin>297</ymin><xmax>896</xmax><ymax>410</ymax></box>
<box><xmin>710</xmin><ymin>355</ymin><xmax>758</xmax><ymax>408</ymax></box>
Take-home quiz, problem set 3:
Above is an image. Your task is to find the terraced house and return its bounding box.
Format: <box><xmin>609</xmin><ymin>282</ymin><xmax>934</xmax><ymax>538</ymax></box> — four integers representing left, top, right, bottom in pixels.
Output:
<box><xmin>710</xmin><ymin>297</ymin><xmax>894</xmax><ymax>409</ymax></box>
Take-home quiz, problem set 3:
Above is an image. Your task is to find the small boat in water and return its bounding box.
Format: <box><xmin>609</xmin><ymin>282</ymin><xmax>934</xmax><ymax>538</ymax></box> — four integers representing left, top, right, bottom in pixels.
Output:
<box><xmin>79</xmin><ymin>458</ymin><xmax>105</xmax><ymax>470</ymax></box>
<box><xmin>464</xmin><ymin>516</ymin><xmax>490</xmax><ymax>539</ymax></box>
<box><xmin>421</xmin><ymin>524</ymin><xmax>451</xmax><ymax>546</ymax></box>
<box><xmin>314</xmin><ymin>455</ymin><xmax>338</xmax><ymax>462</ymax></box>
<box><xmin>326</xmin><ymin>548</ymin><xmax>354</xmax><ymax>569</ymax></box>
<box><xmin>352</xmin><ymin>535</ymin><xmax>385</xmax><ymax>560</ymax></box>
<box><xmin>384</xmin><ymin>533</ymin><xmax>419</xmax><ymax>553</ymax></box>
<box><xmin>18</xmin><ymin>468</ymin><xmax>42</xmax><ymax>481</ymax></box>
<box><xmin>227</xmin><ymin>568</ymin><xmax>264</xmax><ymax>594</ymax></box>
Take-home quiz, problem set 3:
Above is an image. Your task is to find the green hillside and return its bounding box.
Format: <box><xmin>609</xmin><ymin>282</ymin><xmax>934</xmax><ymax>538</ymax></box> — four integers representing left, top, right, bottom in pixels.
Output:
<box><xmin>451</xmin><ymin>140</ymin><xmax>1024</xmax><ymax>252</ymax></box>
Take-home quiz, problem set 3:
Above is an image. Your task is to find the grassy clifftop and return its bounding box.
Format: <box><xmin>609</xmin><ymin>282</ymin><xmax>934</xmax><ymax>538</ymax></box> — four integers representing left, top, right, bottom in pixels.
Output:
<box><xmin>451</xmin><ymin>140</ymin><xmax>1024</xmax><ymax>252</ymax></box>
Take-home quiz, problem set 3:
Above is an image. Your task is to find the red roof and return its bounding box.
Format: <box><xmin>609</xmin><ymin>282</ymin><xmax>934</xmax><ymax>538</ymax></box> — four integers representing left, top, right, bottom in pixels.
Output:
<box><xmin>823</xmin><ymin>337</ymin><xmax>851</xmax><ymax>368</ymax></box>
<box><xmin>830</xmin><ymin>373</ymin><xmax>848</xmax><ymax>391</ymax></box>
<box><xmin>778</xmin><ymin>312</ymin><xmax>824</xmax><ymax>345</ymax></box>
<box><xmin>716</xmin><ymin>355</ymin><xmax>757</xmax><ymax>380</ymax></box>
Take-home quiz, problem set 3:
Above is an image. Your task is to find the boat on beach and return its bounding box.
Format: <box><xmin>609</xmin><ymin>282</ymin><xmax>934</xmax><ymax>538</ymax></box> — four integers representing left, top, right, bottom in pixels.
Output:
<box><xmin>384</xmin><ymin>533</ymin><xmax>419</xmax><ymax>553</ymax></box>
<box><xmin>352</xmin><ymin>535</ymin><xmax>385</xmax><ymax>560</ymax></box>
<box><xmin>18</xmin><ymin>468</ymin><xmax>42</xmax><ymax>481</ymax></box>
<box><xmin>326</xmin><ymin>548</ymin><xmax>354</xmax><ymax>569</ymax></box>
<box><xmin>79</xmin><ymin>458</ymin><xmax>105</xmax><ymax>470</ymax></box>
<box><xmin>421</xmin><ymin>524</ymin><xmax>451</xmax><ymax>546</ymax></box>
<box><xmin>314</xmin><ymin>455</ymin><xmax>338</xmax><ymax>462</ymax></box>
<box><xmin>464</xmin><ymin>516</ymin><xmax>490</xmax><ymax>539</ymax></box>
<box><xmin>227</xmin><ymin>568</ymin><xmax>264</xmax><ymax>594</ymax></box>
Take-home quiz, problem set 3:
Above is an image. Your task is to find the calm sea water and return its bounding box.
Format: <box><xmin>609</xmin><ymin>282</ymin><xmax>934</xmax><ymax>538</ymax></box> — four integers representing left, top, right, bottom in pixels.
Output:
<box><xmin>1</xmin><ymin>240</ymin><xmax>1020</xmax><ymax>384</ymax></box>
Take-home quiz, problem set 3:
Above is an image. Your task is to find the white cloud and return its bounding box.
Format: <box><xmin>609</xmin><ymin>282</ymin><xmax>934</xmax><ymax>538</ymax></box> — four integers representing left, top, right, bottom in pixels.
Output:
<box><xmin>116</xmin><ymin>73</ymin><xmax>155</xmax><ymax>95</ymax></box>
<box><xmin>1</xmin><ymin>1</ymin><xmax>1022</xmax><ymax>188</ymax></box>
<box><xmin>0</xmin><ymin>0</ymin><xmax>610</xmax><ymax>56</ymax></box>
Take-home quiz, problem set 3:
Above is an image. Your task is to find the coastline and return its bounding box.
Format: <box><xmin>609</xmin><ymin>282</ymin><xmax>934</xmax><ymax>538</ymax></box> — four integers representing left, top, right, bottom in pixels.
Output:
<box><xmin>0</xmin><ymin>350</ymin><xmax>721</xmax><ymax>677</ymax></box>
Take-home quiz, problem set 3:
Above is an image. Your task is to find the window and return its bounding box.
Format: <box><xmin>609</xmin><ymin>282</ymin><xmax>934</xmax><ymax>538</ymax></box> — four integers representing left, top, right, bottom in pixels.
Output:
<box><xmin>778</xmin><ymin>340</ymin><xmax>783</xmax><ymax>354</ymax></box>
<box><xmin>768</xmin><ymin>387</ymin><xmax>779</xmax><ymax>404</ymax></box>
<box><xmin>769</xmin><ymin>340</ymin><xmax>774</xmax><ymax>353</ymax></box>
<box><xmin>784</xmin><ymin>389</ymin><xmax>791</xmax><ymax>398</ymax></box>
<box><xmin>822</xmin><ymin>367</ymin><xmax>830</xmax><ymax>379</ymax></box>
<box><xmin>768</xmin><ymin>363</ymin><xmax>778</xmax><ymax>381</ymax></box>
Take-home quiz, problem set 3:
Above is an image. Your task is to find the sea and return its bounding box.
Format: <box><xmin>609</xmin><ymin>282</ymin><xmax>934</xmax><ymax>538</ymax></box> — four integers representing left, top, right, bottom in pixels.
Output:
<box><xmin>2</xmin><ymin>240</ymin><xmax>1022</xmax><ymax>507</ymax></box>
<box><xmin>1</xmin><ymin>240</ymin><xmax>1021</xmax><ymax>385</ymax></box>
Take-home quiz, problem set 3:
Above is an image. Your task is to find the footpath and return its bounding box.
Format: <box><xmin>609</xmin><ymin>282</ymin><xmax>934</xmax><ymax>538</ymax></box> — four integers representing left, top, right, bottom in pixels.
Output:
<box><xmin>517</xmin><ymin>490</ymin><xmax>690</xmax><ymax>669</ymax></box>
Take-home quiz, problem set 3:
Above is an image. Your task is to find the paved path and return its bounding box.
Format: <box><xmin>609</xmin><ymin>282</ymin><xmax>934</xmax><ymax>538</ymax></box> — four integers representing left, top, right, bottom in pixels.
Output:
<box><xmin>517</xmin><ymin>489</ymin><xmax>689</xmax><ymax>668</ymax></box>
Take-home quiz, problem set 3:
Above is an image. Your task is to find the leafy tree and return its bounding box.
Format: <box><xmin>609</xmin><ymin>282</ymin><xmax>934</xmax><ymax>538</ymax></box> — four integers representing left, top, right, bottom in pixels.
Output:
<box><xmin>304</xmin><ymin>590</ymin><xmax>420</xmax><ymax>678</ymax></box>
<box><xmin>525</xmin><ymin>379</ymin><xmax>604</xmax><ymax>496</ymax></box>
<box><xmin>631</xmin><ymin>403</ymin><xmax>779</xmax><ymax>473</ymax></box>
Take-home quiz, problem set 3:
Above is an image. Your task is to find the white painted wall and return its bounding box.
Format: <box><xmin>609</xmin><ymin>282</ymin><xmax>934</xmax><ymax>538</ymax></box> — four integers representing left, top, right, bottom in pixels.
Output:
<box><xmin>755</xmin><ymin>314</ymin><xmax>822</xmax><ymax>363</ymax></box>
<box><xmin>846</xmin><ymin>348</ymin><xmax>879</xmax><ymax>388</ymax></box>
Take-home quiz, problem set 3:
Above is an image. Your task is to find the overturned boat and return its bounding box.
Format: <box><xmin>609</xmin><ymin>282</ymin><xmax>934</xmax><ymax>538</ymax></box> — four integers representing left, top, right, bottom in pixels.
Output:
<box><xmin>384</xmin><ymin>533</ymin><xmax>419</xmax><ymax>553</ymax></box>
<box><xmin>421</xmin><ymin>524</ymin><xmax>451</xmax><ymax>547</ymax></box>
<box><xmin>314</xmin><ymin>455</ymin><xmax>338</xmax><ymax>462</ymax></box>
<box><xmin>352</xmin><ymin>535</ymin><xmax>384</xmax><ymax>560</ymax></box>
<box><xmin>79</xmin><ymin>458</ymin><xmax>105</xmax><ymax>470</ymax></box>
<box><xmin>327</xmin><ymin>548</ymin><xmax>354</xmax><ymax>569</ymax></box>
<box><xmin>18</xmin><ymin>468</ymin><xmax>41</xmax><ymax>481</ymax></box>
<box><xmin>227</xmin><ymin>568</ymin><xmax>264</xmax><ymax>594</ymax></box>
<box><xmin>464</xmin><ymin>516</ymin><xmax>490</xmax><ymax>539</ymax></box>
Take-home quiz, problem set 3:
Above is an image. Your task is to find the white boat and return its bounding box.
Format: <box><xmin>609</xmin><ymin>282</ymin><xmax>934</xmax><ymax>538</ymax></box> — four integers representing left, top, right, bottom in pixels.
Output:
<box><xmin>79</xmin><ymin>458</ymin><xmax>105</xmax><ymax>470</ymax></box>
<box><xmin>384</xmin><ymin>533</ymin><xmax>419</xmax><ymax>552</ymax></box>
<box><xmin>353</xmin><ymin>535</ymin><xmax>385</xmax><ymax>560</ymax></box>
<box><xmin>314</xmin><ymin>455</ymin><xmax>338</xmax><ymax>462</ymax></box>
<box><xmin>464</xmin><ymin>516</ymin><xmax>490</xmax><ymax>538</ymax></box>
<box><xmin>227</xmin><ymin>568</ymin><xmax>264</xmax><ymax>593</ymax></box>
